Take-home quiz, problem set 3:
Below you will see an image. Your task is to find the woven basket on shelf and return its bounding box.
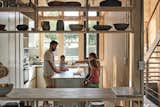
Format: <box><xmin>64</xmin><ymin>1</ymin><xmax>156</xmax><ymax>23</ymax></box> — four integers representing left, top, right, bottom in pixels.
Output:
<box><xmin>0</xmin><ymin>64</ymin><xmax>9</xmax><ymax>79</ymax></box>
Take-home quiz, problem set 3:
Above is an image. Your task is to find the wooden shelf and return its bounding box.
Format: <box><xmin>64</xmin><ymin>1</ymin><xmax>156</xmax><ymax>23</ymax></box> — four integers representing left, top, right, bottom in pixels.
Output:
<box><xmin>38</xmin><ymin>6</ymin><xmax>133</xmax><ymax>12</ymax></box>
<box><xmin>0</xmin><ymin>31</ymin><xmax>84</xmax><ymax>33</ymax></box>
<box><xmin>0</xmin><ymin>6</ymin><xmax>133</xmax><ymax>12</ymax></box>
<box><xmin>0</xmin><ymin>31</ymin><xmax>35</xmax><ymax>33</ymax></box>
<box><xmin>88</xmin><ymin>30</ymin><xmax>133</xmax><ymax>33</ymax></box>
<box><xmin>0</xmin><ymin>30</ymin><xmax>133</xmax><ymax>33</ymax></box>
<box><xmin>0</xmin><ymin>7</ymin><xmax>34</xmax><ymax>12</ymax></box>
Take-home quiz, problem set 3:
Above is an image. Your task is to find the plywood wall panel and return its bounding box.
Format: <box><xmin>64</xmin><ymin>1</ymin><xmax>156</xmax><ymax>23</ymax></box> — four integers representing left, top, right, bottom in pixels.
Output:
<box><xmin>104</xmin><ymin>34</ymin><xmax>129</xmax><ymax>88</ymax></box>
<box><xmin>0</xmin><ymin>13</ymin><xmax>23</xmax><ymax>88</ymax></box>
<box><xmin>103</xmin><ymin>11</ymin><xmax>129</xmax><ymax>88</ymax></box>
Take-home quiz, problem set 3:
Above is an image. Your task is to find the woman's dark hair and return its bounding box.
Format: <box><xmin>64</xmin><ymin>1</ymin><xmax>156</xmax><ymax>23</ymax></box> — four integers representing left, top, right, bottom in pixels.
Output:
<box><xmin>60</xmin><ymin>55</ymin><xmax>65</xmax><ymax>58</ymax></box>
<box><xmin>89</xmin><ymin>59</ymin><xmax>98</xmax><ymax>68</ymax></box>
<box><xmin>89</xmin><ymin>52</ymin><xmax>97</xmax><ymax>59</ymax></box>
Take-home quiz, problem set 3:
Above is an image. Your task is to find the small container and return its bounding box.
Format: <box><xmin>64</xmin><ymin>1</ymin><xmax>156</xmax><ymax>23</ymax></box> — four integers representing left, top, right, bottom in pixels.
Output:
<box><xmin>0</xmin><ymin>24</ymin><xmax>6</xmax><ymax>31</ymax></box>
<box><xmin>16</xmin><ymin>24</ymin><xmax>28</xmax><ymax>31</ymax></box>
<box><xmin>100</xmin><ymin>0</ymin><xmax>121</xmax><ymax>7</ymax></box>
<box><xmin>56</xmin><ymin>20</ymin><xmax>64</xmax><ymax>31</ymax></box>
<box><xmin>28</xmin><ymin>0</ymin><xmax>34</xmax><ymax>7</ymax></box>
<box><xmin>0</xmin><ymin>1</ymin><xmax>2</xmax><ymax>7</ymax></box>
<box><xmin>93</xmin><ymin>25</ymin><xmax>112</xmax><ymax>31</ymax></box>
<box><xmin>0</xmin><ymin>83</ymin><xmax>13</xmax><ymax>96</ymax></box>
<box><xmin>3</xmin><ymin>1</ymin><xmax>8</xmax><ymax>7</ymax></box>
<box><xmin>8</xmin><ymin>1</ymin><xmax>17</xmax><ymax>7</ymax></box>
<box><xmin>69</xmin><ymin>24</ymin><xmax>83</xmax><ymax>31</ymax></box>
<box><xmin>113</xmin><ymin>23</ymin><xmax>129</xmax><ymax>31</ymax></box>
<box><xmin>41</xmin><ymin>21</ymin><xmax>50</xmax><ymax>31</ymax></box>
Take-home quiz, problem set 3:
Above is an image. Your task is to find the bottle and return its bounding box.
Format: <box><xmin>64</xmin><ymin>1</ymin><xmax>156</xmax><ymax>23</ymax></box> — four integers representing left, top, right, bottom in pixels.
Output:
<box><xmin>56</xmin><ymin>20</ymin><xmax>64</xmax><ymax>31</ymax></box>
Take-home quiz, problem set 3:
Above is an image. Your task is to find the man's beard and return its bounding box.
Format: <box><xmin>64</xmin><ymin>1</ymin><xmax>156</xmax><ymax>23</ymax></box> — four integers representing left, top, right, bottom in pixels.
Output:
<box><xmin>52</xmin><ymin>48</ymin><xmax>56</xmax><ymax>51</ymax></box>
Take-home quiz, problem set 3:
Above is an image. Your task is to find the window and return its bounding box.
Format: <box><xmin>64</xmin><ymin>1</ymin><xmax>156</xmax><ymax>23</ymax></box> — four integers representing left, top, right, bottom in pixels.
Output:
<box><xmin>49</xmin><ymin>21</ymin><xmax>57</xmax><ymax>31</ymax></box>
<box><xmin>43</xmin><ymin>12</ymin><xmax>59</xmax><ymax>16</ymax></box>
<box><xmin>88</xmin><ymin>11</ymin><xmax>97</xmax><ymax>16</ymax></box>
<box><xmin>64</xmin><ymin>34</ymin><xmax>79</xmax><ymax>61</ymax></box>
<box><xmin>36</xmin><ymin>11</ymin><xmax>100</xmax><ymax>61</ymax></box>
<box><xmin>84</xmin><ymin>19</ymin><xmax>99</xmax><ymax>58</ymax></box>
<box><xmin>64</xmin><ymin>21</ymin><xmax>78</xmax><ymax>30</ymax></box>
<box><xmin>44</xmin><ymin>34</ymin><xmax>58</xmax><ymax>61</ymax></box>
<box><xmin>29</xmin><ymin>34</ymin><xmax>39</xmax><ymax>48</ymax></box>
<box><xmin>85</xmin><ymin>34</ymin><xmax>99</xmax><ymax>58</ymax></box>
<box><xmin>64</xmin><ymin>11</ymin><xmax>79</xmax><ymax>16</ymax></box>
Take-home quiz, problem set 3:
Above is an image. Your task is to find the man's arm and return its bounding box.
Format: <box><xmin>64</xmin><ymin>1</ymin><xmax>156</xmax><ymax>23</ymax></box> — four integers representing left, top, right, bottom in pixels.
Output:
<box><xmin>47</xmin><ymin>61</ymin><xmax>61</xmax><ymax>73</ymax></box>
<box><xmin>75</xmin><ymin>59</ymin><xmax>88</xmax><ymax>64</ymax></box>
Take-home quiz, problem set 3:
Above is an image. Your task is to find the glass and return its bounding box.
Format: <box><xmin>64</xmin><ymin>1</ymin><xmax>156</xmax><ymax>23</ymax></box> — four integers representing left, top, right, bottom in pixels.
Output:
<box><xmin>43</xmin><ymin>34</ymin><xmax>58</xmax><ymax>61</ymax></box>
<box><xmin>86</xmin><ymin>34</ymin><xmax>98</xmax><ymax>58</ymax></box>
<box><xmin>64</xmin><ymin>11</ymin><xmax>79</xmax><ymax>16</ymax></box>
<box><xmin>64</xmin><ymin>34</ymin><xmax>79</xmax><ymax>61</ymax></box>
<box><xmin>85</xmin><ymin>20</ymin><xmax>98</xmax><ymax>58</ymax></box>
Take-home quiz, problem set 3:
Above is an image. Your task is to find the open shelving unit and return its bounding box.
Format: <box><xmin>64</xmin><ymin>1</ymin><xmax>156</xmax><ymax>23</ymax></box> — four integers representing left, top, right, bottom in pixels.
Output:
<box><xmin>0</xmin><ymin>0</ymin><xmax>133</xmax><ymax>34</ymax></box>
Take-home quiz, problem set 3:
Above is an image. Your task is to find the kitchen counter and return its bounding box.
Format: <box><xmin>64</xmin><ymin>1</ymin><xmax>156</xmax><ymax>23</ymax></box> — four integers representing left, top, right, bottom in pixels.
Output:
<box><xmin>52</xmin><ymin>68</ymin><xmax>85</xmax><ymax>79</ymax></box>
<box><xmin>52</xmin><ymin>68</ymin><xmax>85</xmax><ymax>88</ymax></box>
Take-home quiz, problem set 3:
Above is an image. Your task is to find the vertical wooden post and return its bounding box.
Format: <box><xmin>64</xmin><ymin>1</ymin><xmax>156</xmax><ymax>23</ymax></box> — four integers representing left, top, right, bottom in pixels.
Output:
<box><xmin>57</xmin><ymin>11</ymin><xmax>64</xmax><ymax>60</ymax></box>
<box><xmin>99</xmin><ymin>13</ymin><xmax>104</xmax><ymax>60</ymax></box>
<box><xmin>79</xmin><ymin>12</ymin><xmax>84</xmax><ymax>60</ymax></box>
<box><xmin>34</xmin><ymin>0</ymin><xmax>38</xmax><ymax>31</ymax></box>
<box><xmin>132</xmin><ymin>0</ymin><xmax>144</xmax><ymax>106</ymax></box>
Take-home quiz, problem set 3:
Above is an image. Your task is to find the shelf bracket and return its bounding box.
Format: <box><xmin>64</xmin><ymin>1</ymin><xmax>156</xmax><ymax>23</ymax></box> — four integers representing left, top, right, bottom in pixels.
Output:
<box><xmin>139</xmin><ymin>60</ymin><xmax>145</xmax><ymax>71</ymax></box>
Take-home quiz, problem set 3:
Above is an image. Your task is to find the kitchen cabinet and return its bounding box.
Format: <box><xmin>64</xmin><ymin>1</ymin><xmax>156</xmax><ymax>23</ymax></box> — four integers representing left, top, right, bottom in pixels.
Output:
<box><xmin>24</xmin><ymin>65</ymin><xmax>46</xmax><ymax>88</ymax></box>
<box><xmin>52</xmin><ymin>68</ymin><xmax>85</xmax><ymax>88</ymax></box>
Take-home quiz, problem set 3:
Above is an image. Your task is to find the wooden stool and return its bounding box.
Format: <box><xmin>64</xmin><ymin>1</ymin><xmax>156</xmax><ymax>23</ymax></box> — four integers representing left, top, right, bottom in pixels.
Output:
<box><xmin>89</xmin><ymin>102</ymin><xmax>104</xmax><ymax>107</ymax></box>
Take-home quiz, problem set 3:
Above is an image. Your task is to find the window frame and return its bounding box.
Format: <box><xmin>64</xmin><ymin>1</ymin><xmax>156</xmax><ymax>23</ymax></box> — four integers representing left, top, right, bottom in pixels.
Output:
<box><xmin>84</xmin><ymin>11</ymin><xmax>99</xmax><ymax>59</ymax></box>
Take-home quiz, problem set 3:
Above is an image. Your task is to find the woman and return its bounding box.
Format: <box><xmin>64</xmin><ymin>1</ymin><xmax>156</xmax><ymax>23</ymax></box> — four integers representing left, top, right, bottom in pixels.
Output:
<box><xmin>83</xmin><ymin>59</ymin><xmax>100</xmax><ymax>88</ymax></box>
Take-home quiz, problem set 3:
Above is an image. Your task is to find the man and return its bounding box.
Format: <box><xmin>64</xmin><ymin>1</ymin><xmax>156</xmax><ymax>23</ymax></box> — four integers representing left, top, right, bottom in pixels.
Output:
<box><xmin>43</xmin><ymin>40</ymin><xmax>61</xmax><ymax>88</ymax></box>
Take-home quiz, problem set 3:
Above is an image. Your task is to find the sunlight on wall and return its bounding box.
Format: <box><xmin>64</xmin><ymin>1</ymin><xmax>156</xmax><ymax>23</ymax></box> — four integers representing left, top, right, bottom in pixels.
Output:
<box><xmin>149</xmin><ymin>18</ymin><xmax>156</xmax><ymax>46</ymax></box>
<box><xmin>113</xmin><ymin>56</ymin><xmax>117</xmax><ymax>87</ymax></box>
